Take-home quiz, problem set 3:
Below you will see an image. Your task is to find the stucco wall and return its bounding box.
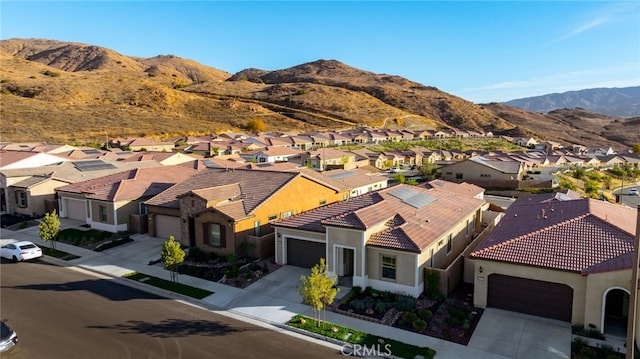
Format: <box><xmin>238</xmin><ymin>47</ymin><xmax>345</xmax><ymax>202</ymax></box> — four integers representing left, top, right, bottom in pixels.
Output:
<box><xmin>473</xmin><ymin>259</ymin><xmax>587</xmax><ymax>324</ymax></box>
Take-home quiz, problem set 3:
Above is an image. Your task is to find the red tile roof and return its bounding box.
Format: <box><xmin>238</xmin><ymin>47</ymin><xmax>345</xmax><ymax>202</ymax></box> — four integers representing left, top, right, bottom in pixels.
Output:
<box><xmin>471</xmin><ymin>199</ymin><xmax>637</xmax><ymax>274</ymax></box>
<box><xmin>273</xmin><ymin>181</ymin><xmax>486</xmax><ymax>252</ymax></box>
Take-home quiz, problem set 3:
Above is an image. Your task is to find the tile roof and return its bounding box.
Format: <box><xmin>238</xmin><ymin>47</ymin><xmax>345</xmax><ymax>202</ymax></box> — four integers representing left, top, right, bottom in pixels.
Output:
<box><xmin>273</xmin><ymin>181</ymin><xmax>486</xmax><ymax>252</ymax></box>
<box><xmin>144</xmin><ymin>168</ymin><xmax>300</xmax><ymax>218</ymax></box>
<box><xmin>470</xmin><ymin>198</ymin><xmax>637</xmax><ymax>274</ymax></box>
<box><xmin>56</xmin><ymin>164</ymin><xmax>201</xmax><ymax>201</ymax></box>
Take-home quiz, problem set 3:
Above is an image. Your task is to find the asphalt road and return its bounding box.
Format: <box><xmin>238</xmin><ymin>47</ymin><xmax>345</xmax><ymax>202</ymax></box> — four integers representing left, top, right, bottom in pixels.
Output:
<box><xmin>0</xmin><ymin>259</ymin><xmax>341</xmax><ymax>359</ymax></box>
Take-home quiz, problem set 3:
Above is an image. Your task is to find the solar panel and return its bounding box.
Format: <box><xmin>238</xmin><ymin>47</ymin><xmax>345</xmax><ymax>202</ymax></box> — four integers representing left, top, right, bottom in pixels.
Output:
<box><xmin>404</xmin><ymin>193</ymin><xmax>436</xmax><ymax>208</ymax></box>
<box><xmin>388</xmin><ymin>187</ymin><xmax>416</xmax><ymax>200</ymax></box>
<box><xmin>388</xmin><ymin>186</ymin><xmax>436</xmax><ymax>209</ymax></box>
<box><xmin>82</xmin><ymin>149</ymin><xmax>102</xmax><ymax>155</ymax></box>
<box><xmin>73</xmin><ymin>160</ymin><xmax>116</xmax><ymax>172</ymax></box>
<box><xmin>327</xmin><ymin>171</ymin><xmax>356</xmax><ymax>180</ymax></box>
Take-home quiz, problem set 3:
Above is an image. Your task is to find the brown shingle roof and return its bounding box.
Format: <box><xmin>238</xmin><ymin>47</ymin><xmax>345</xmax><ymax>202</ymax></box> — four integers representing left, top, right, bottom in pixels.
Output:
<box><xmin>470</xmin><ymin>199</ymin><xmax>637</xmax><ymax>273</ymax></box>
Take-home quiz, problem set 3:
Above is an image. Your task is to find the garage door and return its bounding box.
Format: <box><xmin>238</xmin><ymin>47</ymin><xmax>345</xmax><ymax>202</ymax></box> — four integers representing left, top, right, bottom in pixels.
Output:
<box><xmin>488</xmin><ymin>274</ymin><xmax>573</xmax><ymax>322</ymax></box>
<box><xmin>65</xmin><ymin>199</ymin><xmax>86</xmax><ymax>221</ymax></box>
<box><xmin>287</xmin><ymin>238</ymin><xmax>325</xmax><ymax>268</ymax></box>
<box><xmin>155</xmin><ymin>215</ymin><xmax>180</xmax><ymax>240</ymax></box>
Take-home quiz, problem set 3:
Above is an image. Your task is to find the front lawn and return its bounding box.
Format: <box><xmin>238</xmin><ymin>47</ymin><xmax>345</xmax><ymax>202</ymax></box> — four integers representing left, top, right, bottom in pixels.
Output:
<box><xmin>122</xmin><ymin>271</ymin><xmax>213</xmax><ymax>299</ymax></box>
<box><xmin>41</xmin><ymin>247</ymin><xmax>81</xmax><ymax>260</ymax></box>
<box><xmin>287</xmin><ymin>314</ymin><xmax>436</xmax><ymax>359</ymax></box>
<box><xmin>56</xmin><ymin>228</ymin><xmax>132</xmax><ymax>251</ymax></box>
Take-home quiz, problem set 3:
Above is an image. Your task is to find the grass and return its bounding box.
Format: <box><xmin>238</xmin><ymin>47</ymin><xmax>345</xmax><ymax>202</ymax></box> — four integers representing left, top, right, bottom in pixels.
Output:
<box><xmin>122</xmin><ymin>272</ymin><xmax>213</xmax><ymax>299</ymax></box>
<box><xmin>286</xmin><ymin>314</ymin><xmax>436</xmax><ymax>359</ymax></box>
<box><xmin>58</xmin><ymin>228</ymin><xmax>113</xmax><ymax>245</ymax></box>
<box><xmin>41</xmin><ymin>247</ymin><xmax>81</xmax><ymax>260</ymax></box>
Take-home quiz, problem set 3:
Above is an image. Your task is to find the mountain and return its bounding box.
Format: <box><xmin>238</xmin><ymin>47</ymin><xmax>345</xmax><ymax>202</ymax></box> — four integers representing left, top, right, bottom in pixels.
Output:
<box><xmin>504</xmin><ymin>86</ymin><xmax>640</xmax><ymax>117</ymax></box>
<box><xmin>1</xmin><ymin>38</ymin><xmax>638</xmax><ymax>149</ymax></box>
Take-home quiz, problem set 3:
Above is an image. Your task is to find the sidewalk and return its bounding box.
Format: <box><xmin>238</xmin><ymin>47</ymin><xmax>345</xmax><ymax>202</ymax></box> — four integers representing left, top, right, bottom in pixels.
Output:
<box><xmin>0</xmin><ymin>223</ymin><xmax>511</xmax><ymax>358</ymax></box>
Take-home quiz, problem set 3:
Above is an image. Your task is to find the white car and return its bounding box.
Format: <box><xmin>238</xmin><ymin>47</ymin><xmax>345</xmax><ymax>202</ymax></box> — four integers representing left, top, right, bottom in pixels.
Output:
<box><xmin>0</xmin><ymin>241</ymin><xmax>43</xmax><ymax>262</ymax></box>
<box><xmin>0</xmin><ymin>321</ymin><xmax>18</xmax><ymax>353</ymax></box>
<box><xmin>389</xmin><ymin>167</ymin><xmax>401</xmax><ymax>173</ymax></box>
<box><xmin>630</xmin><ymin>189</ymin><xmax>639</xmax><ymax>196</ymax></box>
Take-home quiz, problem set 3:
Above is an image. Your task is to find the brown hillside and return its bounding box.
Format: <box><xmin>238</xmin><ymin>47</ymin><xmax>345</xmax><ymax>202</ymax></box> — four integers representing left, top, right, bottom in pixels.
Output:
<box><xmin>0</xmin><ymin>39</ymin><xmax>636</xmax><ymax>149</ymax></box>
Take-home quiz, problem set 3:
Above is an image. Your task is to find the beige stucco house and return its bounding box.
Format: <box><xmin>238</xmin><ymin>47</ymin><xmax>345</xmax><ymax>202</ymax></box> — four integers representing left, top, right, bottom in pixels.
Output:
<box><xmin>272</xmin><ymin>180</ymin><xmax>490</xmax><ymax>297</ymax></box>
<box><xmin>470</xmin><ymin>197</ymin><xmax>640</xmax><ymax>341</ymax></box>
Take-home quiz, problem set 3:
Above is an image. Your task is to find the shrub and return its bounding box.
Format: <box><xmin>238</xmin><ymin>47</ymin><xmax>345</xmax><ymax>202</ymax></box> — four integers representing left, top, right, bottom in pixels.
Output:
<box><xmin>363</xmin><ymin>296</ymin><xmax>375</xmax><ymax>309</ymax></box>
<box><xmin>262</xmin><ymin>262</ymin><xmax>269</xmax><ymax>273</ymax></box>
<box><xmin>204</xmin><ymin>269</ymin><xmax>216</xmax><ymax>280</ymax></box>
<box><xmin>402</xmin><ymin>311</ymin><xmax>418</xmax><ymax>323</ymax></box>
<box><xmin>43</xmin><ymin>70</ymin><xmax>60</xmax><ymax>77</ymax></box>
<box><xmin>412</xmin><ymin>319</ymin><xmax>427</xmax><ymax>331</ymax></box>
<box><xmin>418</xmin><ymin>308</ymin><xmax>433</xmax><ymax>320</ymax></box>
<box><xmin>188</xmin><ymin>247</ymin><xmax>206</xmax><ymax>262</ymax></box>
<box><xmin>374</xmin><ymin>301</ymin><xmax>387</xmax><ymax>314</ymax></box>
<box><xmin>382</xmin><ymin>290</ymin><xmax>394</xmax><ymax>303</ymax></box>
<box><xmin>395</xmin><ymin>295</ymin><xmax>417</xmax><ymax>311</ymax></box>
<box><xmin>352</xmin><ymin>286</ymin><xmax>362</xmax><ymax>294</ymax></box>
<box><xmin>249</xmin><ymin>262</ymin><xmax>260</xmax><ymax>271</ymax></box>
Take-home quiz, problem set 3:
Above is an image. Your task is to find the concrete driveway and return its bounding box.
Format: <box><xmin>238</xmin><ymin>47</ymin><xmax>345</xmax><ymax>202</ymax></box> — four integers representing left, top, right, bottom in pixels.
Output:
<box><xmin>469</xmin><ymin>308</ymin><xmax>572</xmax><ymax>359</ymax></box>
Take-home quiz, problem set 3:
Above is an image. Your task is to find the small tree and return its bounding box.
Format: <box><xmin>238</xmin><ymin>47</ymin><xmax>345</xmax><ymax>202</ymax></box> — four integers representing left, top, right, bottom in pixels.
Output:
<box><xmin>161</xmin><ymin>236</ymin><xmax>185</xmax><ymax>283</ymax></box>
<box><xmin>39</xmin><ymin>210</ymin><xmax>60</xmax><ymax>250</ymax></box>
<box><xmin>418</xmin><ymin>162</ymin><xmax>438</xmax><ymax>180</ymax></box>
<box><xmin>393</xmin><ymin>173</ymin><xmax>406</xmax><ymax>184</ymax></box>
<box><xmin>246</xmin><ymin>118</ymin><xmax>266</xmax><ymax>133</ymax></box>
<box><xmin>298</xmin><ymin>258</ymin><xmax>339</xmax><ymax>327</ymax></box>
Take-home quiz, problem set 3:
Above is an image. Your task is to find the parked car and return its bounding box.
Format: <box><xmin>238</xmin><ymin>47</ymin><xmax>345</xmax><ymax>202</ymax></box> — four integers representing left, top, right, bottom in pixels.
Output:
<box><xmin>631</xmin><ymin>188</ymin><xmax>639</xmax><ymax>196</ymax></box>
<box><xmin>389</xmin><ymin>167</ymin><xmax>401</xmax><ymax>173</ymax></box>
<box><xmin>0</xmin><ymin>320</ymin><xmax>18</xmax><ymax>353</ymax></box>
<box><xmin>0</xmin><ymin>241</ymin><xmax>43</xmax><ymax>262</ymax></box>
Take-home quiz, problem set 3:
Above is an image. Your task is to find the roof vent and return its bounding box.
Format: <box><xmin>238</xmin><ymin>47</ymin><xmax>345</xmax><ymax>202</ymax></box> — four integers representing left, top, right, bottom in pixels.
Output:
<box><xmin>538</xmin><ymin>209</ymin><xmax>547</xmax><ymax>219</ymax></box>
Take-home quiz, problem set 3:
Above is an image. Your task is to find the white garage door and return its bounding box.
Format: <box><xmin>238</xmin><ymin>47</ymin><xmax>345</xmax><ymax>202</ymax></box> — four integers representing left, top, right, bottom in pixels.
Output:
<box><xmin>155</xmin><ymin>215</ymin><xmax>180</xmax><ymax>239</ymax></box>
<box><xmin>65</xmin><ymin>199</ymin><xmax>86</xmax><ymax>221</ymax></box>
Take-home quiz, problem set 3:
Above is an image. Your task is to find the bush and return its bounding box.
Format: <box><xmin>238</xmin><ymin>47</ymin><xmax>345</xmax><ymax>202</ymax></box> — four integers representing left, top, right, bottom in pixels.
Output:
<box><xmin>352</xmin><ymin>286</ymin><xmax>362</xmax><ymax>294</ymax></box>
<box><xmin>262</xmin><ymin>262</ymin><xmax>269</xmax><ymax>273</ymax></box>
<box><xmin>395</xmin><ymin>295</ymin><xmax>417</xmax><ymax>311</ymax></box>
<box><xmin>418</xmin><ymin>308</ymin><xmax>433</xmax><ymax>320</ymax></box>
<box><xmin>402</xmin><ymin>311</ymin><xmax>418</xmax><ymax>323</ymax></box>
<box><xmin>375</xmin><ymin>301</ymin><xmax>387</xmax><ymax>314</ymax></box>
<box><xmin>188</xmin><ymin>247</ymin><xmax>206</xmax><ymax>262</ymax></box>
<box><xmin>412</xmin><ymin>319</ymin><xmax>427</xmax><ymax>331</ymax></box>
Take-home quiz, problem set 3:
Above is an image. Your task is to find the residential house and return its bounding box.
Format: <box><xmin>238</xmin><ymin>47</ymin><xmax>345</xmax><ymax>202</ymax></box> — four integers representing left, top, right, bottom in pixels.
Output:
<box><xmin>56</xmin><ymin>162</ymin><xmax>202</xmax><ymax>233</ymax></box>
<box><xmin>143</xmin><ymin>168</ymin><xmax>350</xmax><ymax>259</ymax></box>
<box><xmin>110</xmin><ymin>138</ymin><xmax>175</xmax><ymax>152</ymax></box>
<box><xmin>1</xmin><ymin>160</ymin><xmax>161</xmax><ymax>216</ymax></box>
<box><xmin>324</xmin><ymin>168</ymin><xmax>388</xmax><ymax>197</ymax></box>
<box><xmin>296</xmin><ymin>148</ymin><xmax>364</xmax><ymax>171</ymax></box>
<box><xmin>272</xmin><ymin>180</ymin><xmax>490</xmax><ymax>297</ymax></box>
<box><xmin>121</xmin><ymin>151</ymin><xmax>198</xmax><ymax>166</ymax></box>
<box><xmin>514</xmin><ymin>137</ymin><xmax>538</xmax><ymax>148</ymax></box>
<box><xmin>239</xmin><ymin>147</ymin><xmax>303</xmax><ymax>163</ymax></box>
<box><xmin>440</xmin><ymin>156</ymin><xmax>526</xmax><ymax>189</ymax></box>
<box><xmin>470</xmin><ymin>196</ymin><xmax>640</xmax><ymax>341</ymax></box>
<box><xmin>0</xmin><ymin>151</ymin><xmax>68</xmax><ymax>170</ymax></box>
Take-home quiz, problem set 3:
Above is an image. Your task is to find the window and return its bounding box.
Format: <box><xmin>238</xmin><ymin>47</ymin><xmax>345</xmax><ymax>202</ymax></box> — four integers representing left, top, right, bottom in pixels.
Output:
<box><xmin>268</xmin><ymin>214</ymin><xmax>278</xmax><ymax>222</ymax></box>
<box><xmin>446</xmin><ymin>233</ymin><xmax>453</xmax><ymax>253</ymax></box>
<box><xmin>98</xmin><ymin>205</ymin><xmax>107</xmax><ymax>222</ymax></box>
<box><xmin>455</xmin><ymin>173</ymin><xmax>463</xmax><ymax>179</ymax></box>
<box><xmin>14</xmin><ymin>190</ymin><xmax>27</xmax><ymax>208</ymax></box>
<box><xmin>139</xmin><ymin>203</ymin><xmax>147</xmax><ymax>215</ymax></box>
<box><xmin>206</xmin><ymin>223</ymin><xmax>225</xmax><ymax>247</ymax></box>
<box><xmin>480</xmin><ymin>173</ymin><xmax>491</xmax><ymax>178</ymax></box>
<box><xmin>381</xmin><ymin>255</ymin><xmax>396</xmax><ymax>280</ymax></box>
<box><xmin>282</xmin><ymin>211</ymin><xmax>293</xmax><ymax>219</ymax></box>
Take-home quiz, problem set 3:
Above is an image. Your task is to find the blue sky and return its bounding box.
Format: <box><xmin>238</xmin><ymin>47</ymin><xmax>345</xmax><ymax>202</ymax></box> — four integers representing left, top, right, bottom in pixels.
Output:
<box><xmin>1</xmin><ymin>1</ymin><xmax>639</xmax><ymax>103</ymax></box>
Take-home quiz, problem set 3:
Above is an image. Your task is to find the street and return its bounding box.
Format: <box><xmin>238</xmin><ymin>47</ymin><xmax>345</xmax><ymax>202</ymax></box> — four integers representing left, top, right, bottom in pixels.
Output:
<box><xmin>0</xmin><ymin>259</ymin><xmax>341</xmax><ymax>359</ymax></box>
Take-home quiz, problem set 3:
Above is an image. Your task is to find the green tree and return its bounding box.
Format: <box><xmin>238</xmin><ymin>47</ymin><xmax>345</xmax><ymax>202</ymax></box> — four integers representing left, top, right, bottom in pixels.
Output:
<box><xmin>39</xmin><ymin>210</ymin><xmax>60</xmax><ymax>250</ymax></box>
<box><xmin>418</xmin><ymin>162</ymin><xmax>438</xmax><ymax>180</ymax></box>
<box><xmin>406</xmin><ymin>178</ymin><xmax>419</xmax><ymax>185</ymax></box>
<box><xmin>161</xmin><ymin>236</ymin><xmax>185</xmax><ymax>283</ymax></box>
<box><xmin>393</xmin><ymin>173</ymin><xmax>406</xmax><ymax>184</ymax></box>
<box><xmin>298</xmin><ymin>258</ymin><xmax>339</xmax><ymax>327</ymax></box>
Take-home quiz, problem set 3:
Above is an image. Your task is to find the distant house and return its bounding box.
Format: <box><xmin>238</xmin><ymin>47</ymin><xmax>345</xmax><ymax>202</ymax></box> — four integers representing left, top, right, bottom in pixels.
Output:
<box><xmin>297</xmin><ymin>148</ymin><xmax>364</xmax><ymax>171</ymax></box>
<box><xmin>272</xmin><ymin>180</ymin><xmax>490</xmax><ymax>297</ymax></box>
<box><xmin>0</xmin><ymin>151</ymin><xmax>68</xmax><ymax>170</ymax></box>
<box><xmin>470</xmin><ymin>196</ymin><xmax>640</xmax><ymax>339</ymax></box>
<box><xmin>439</xmin><ymin>156</ymin><xmax>526</xmax><ymax>189</ymax></box>
<box><xmin>110</xmin><ymin>138</ymin><xmax>175</xmax><ymax>152</ymax></box>
<box><xmin>324</xmin><ymin>168</ymin><xmax>388</xmax><ymax>197</ymax></box>
<box><xmin>239</xmin><ymin>147</ymin><xmax>303</xmax><ymax>163</ymax></box>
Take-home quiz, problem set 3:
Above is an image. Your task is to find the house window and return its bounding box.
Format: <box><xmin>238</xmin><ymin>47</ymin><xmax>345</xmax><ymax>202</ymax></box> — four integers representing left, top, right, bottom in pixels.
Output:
<box><xmin>14</xmin><ymin>190</ymin><xmax>27</xmax><ymax>208</ymax></box>
<box><xmin>381</xmin><ymin>255</ymin><xmax>396</xmax><ymax>280</ymax></box>
<box><xmin>98</xmin><ymin>205</ymin><xmax>108</xmax><ymax>222</ymax></box>
<box><xmin>445</xmin><ymin>172</ymin><xmax>453</xmax><ymax>175</ymax></box>
<box><xmin>206</xmin><ymin>223</ymin><xmax>225</xmax><ymax>248</ymax></box>
<box><xmin>268</xmin><ymin>214</ymin><xmax>278</xmax><ymax>222</ymax></box>
<box><xmin>282</xmin><ymin>211</ymin><xmax>293</xmax><ymax>219</ymax></box>
<box><xmin>480</xmin><ymin>174</ymin><xmax>491</xmax><ymax>178</ymax></box>
<box><xmin>455</xmin><ymin>173</ymin><xmax>463</xmax><ymax>179</ymax></box>
<box><xmin>139</xmin><ymin>203</ymin><xmax>147</xmax><ymax>215</ymax></box>
<box><xmin>447</xmin><ymin>233</ymin><xmax>453</xmax><ymax>253</ymax></box>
